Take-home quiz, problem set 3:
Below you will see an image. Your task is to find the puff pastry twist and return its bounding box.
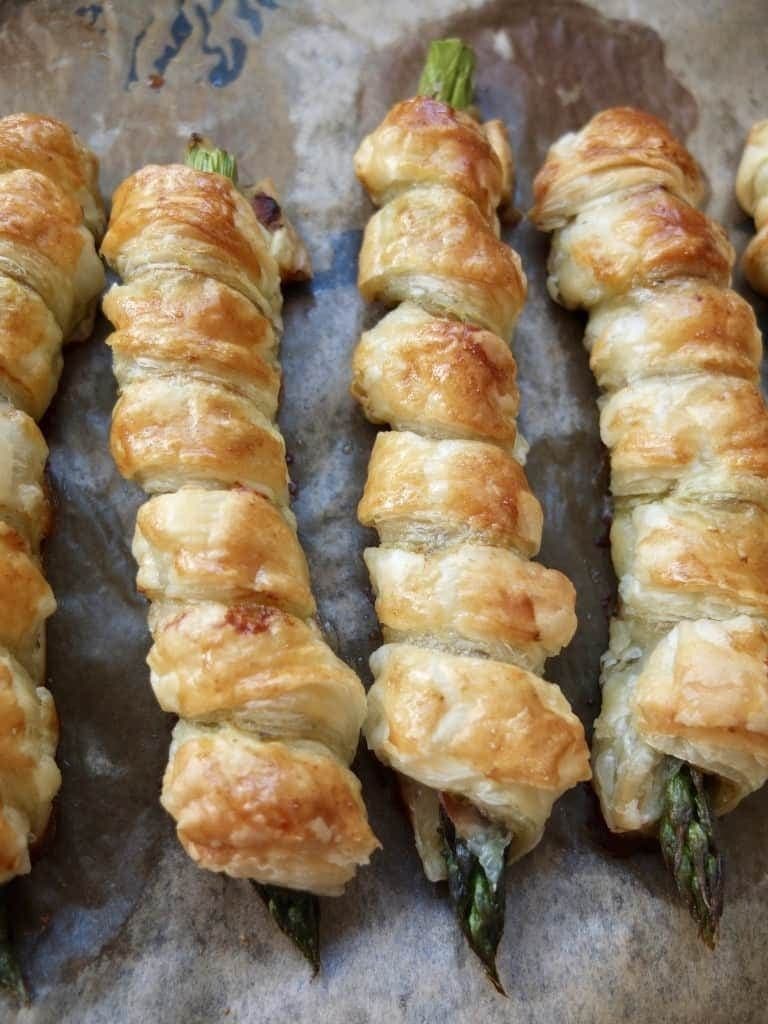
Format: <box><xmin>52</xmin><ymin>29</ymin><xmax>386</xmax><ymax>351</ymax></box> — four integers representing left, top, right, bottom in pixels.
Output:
<box><xmin>353</xmin><ymin>77</ymin><xmax>591</xmax><ymax>889</ymax></box>
<box><xmin>737</xmin><ymin>120</ymin><xmax>768</xmax><ymax>295</ymax></box>
<box><xmin>532</xmin><ymin>109</ymin><xmax>768</xmax><ymax>874</ymax></box>
<box><xmin>101</xmin><ymin>151</ymin><xmax>377</xmax><ymax>900</ymax></box>
<box><xmin>0</xmin><ymin>114</ymin><xmax>104</xmax><ymax>885</ymax></box>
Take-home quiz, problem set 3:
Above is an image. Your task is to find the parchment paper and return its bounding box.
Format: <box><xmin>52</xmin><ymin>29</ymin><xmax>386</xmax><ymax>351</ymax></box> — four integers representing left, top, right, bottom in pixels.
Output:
<box><xmin>1</xmin><ymin>1</ymin><xmax>767</xmax><ymax>1021</ymax></box>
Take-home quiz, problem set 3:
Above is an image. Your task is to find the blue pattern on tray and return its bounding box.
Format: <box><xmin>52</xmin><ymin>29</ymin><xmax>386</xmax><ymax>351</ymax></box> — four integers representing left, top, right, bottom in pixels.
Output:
<box><xmin>76</xmin><ymin>1</ymin><xmax>278</xmax><ymax>88</ymax></box>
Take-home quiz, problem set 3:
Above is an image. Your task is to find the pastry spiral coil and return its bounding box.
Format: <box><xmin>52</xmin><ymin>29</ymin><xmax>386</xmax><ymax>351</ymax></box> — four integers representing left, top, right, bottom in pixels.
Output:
<box><xmin>531</xmin><ymin>107</ymin><xmax>768</xmax><ymax>832</ymax></box>
<box><xmin>353</xmin><ymin>96</ymin><xmax>591</xmax><ymax>872</ymax></box>
<box><xmin>737</xmin><ymin>120</ymin><xmax>768</xmax><ymax>295</ymax></box>
<box><xmin>0</xmin><ymin>114</ymin><xmax>105</xmax><ymax>882</ymax></box>
<box><xmin>101</xmin><ymin>163</ymin><xmax>377</xmax><ymax>896</ymax></box>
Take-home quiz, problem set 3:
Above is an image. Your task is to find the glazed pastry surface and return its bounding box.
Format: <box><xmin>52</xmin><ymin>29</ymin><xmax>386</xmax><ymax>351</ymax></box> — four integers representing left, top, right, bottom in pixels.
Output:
<box><xmin>532</xmin><ymin>107</ymin><xmax>768</xmax><ymax>832</ymax></box>
<box><xmin>102</xmin><ymin>160</ymin><xmax>377</xmax><ymax>895</ymax></box>
<box><xmin>354</xmin><ymin>93</ymin><xmax>590</xmax><ymax>880</ymax></box>
<box><xmin>0</xmin><ymin>114</ymin><xmax>104</xmax><ymax>882</ymax></box>
<box><xmin>736</xmin><ymin>120</ymin><xmax>768</xmax><ymax>295</ymax></box>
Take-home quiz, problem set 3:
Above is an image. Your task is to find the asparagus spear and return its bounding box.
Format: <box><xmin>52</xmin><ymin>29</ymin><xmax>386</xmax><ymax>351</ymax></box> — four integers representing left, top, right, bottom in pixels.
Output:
<box><xmin>186</xmin><ymin>133</ymin><xmax>239</xmax><ymax>183</ymax></box>
<box><xmin>0</xmin><ymin>888</ymin><xmax>26</xmax><ymax>1004</ymax></box>
<box><xmin>185</xmin><ymin>136</ymin><xmax>321</xmax><ymax>972</ymax></box>
<box><xmin>253</xmin><ymin>884</ymin><xmax>320</xmax><ymax>974</ymax></box>
<box><xmin>658</xmin><ymin>759</ymin><xmax>724</xmax><ymax>947</ymax></box>
<box><xmin>417</xmin><ymin>37</ymin><xmax>475</xmax><ymax>110</ymax></box>
<box><xmin>416</xmin><ymin>38</ymin><xmax>514</xmax><ymax>991</ymax></box>
<box><xmin>440</xmin><ymin>802</ymin><xmax>509</xmax><ymax>995</ymax></box>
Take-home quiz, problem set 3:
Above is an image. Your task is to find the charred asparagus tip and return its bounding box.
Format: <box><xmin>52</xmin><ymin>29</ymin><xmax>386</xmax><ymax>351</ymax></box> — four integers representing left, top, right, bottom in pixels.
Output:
<box><xmin>417</xmin><ymin>37</ymin><xmax>476</xmax><ymax>110</ymax></box>
<box><xmin>658</xmin><ymin>759</ymin><xmax>724</xmax><ymax>947</ymax></box>
<box><xmin>0</xmin><ymin>890</ymin><xmax>27</xmax><ymax>1004</ymax></box>
<box><xmin>253</xmin><ymin>882</ymin><xmax>320</xmax><ymax>975</ymax></box>
<box><xmin>185</xmin><ymin>134</ymin><xmax>238</xmax><ymax>184</ymax></box>
<box><xmin>439</xmin><ymin>806</ymin><xmax>508</xmax><ymax>995</ymax></box>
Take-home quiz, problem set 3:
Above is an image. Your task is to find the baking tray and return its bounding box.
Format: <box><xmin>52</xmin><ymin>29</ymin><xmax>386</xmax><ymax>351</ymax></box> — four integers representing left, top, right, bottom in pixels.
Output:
<box><xmin>2</xmin><ymin>1</ymin><xmax>767</xmax><ymax>1021</ymax></box>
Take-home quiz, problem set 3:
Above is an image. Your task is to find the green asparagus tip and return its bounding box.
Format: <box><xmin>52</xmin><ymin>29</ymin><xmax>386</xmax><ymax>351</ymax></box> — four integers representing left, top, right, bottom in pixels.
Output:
<box><xmin>417</xmin><ymin>38</ymin><xmax>475</xmax><ymax>110</ymax></box>
<box><xmin>658</xmin><ymin>760</ymin><xmax>724</xmax><ymax>947</ymax></box>
<box><xmin>253</xmin><ymin>882</ymin><xmax>320</xmax><ymax>975</ymax></box>
<box><xmin>440</xmin><ymin>806</ymin><xmax>508</xmax><ymax>995</ymax></box>
<box><xmin>0</xmin><ymin>890</ymin><xmax>27</xmax><ymax>1005</ymax></box>
<box><xmin>186</xmin><ymin>133</ymin><xmax>238</xmax><ymax>184</ymax></box>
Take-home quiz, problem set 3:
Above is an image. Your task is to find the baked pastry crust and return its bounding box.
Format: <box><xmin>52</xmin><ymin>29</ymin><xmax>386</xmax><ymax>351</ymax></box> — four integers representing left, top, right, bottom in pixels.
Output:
<box><xmin>134</xmin><ymin>489</ymin><xmax>314</xmax><ymax>617</ymax></box>
<box><xmin>102</xmin><ymin>164</ymin><xmax>282</xmax><ymax>326</ymax></box>
<box><xmin>0</xmin><ymin>277</ymin><xmax>63</xmax><ymax>419</ymax></box>
<box><xmin>632</xmin><ymin>616</ymin><xmax>768</xmax><ymax>812</ymax></box>
<box><xmin>601</xmin><ymin>375</ymin><xmax>768</xmax><ymax>506</ymax></box>
<box><xmin>103</xmin><ymin>160</ymin><xmax>377</xmax><ymax>892</ymax></box>
<box><xmin>0</xmin><ymin>406</ymin><xmax>50</xmax><ymax>546</ymax></box>
<box><xmin>585</xmin><ymin>281</ymin><xmax>761</xmax><ymax>391</ymax></box>
<box><xmin>366</xmin><ymin>644</ymin><xmax>590</xmax><ymax>861</ymax></box>
<box><xmin>546</xmin><ymin>186</ymin><xmax>733</xmax><ymax>310</ymax></box>
<box><xmin>614</xmin><ymin>500</ymin><xmax>768</xmax><ymax>624</ymax></box>
<box><xmin>365</xmin><ymin>544</ymin><xmax>576</xmax><ymax>672</ymax></box>
<box><xmin>111</xmin><ymin>377</ymin><xmax>289</xmax><ymax>501</ymax></box>
<box><xmin>736</xmin><ymin>120</ymin><xmax>768</xmax><ymax>295</ymax></box>
<box><xmin>0</xmin><ymin>114</ymin><xmax>104</xmax><ymax>881</ymax></box>
<box><xmin>0</xmin><ymin>168</ymin><xmax>104</xmax><ymax>336</ymax></box>
<box><xmin>0</xmin><ymin>650</ymin><xmax>60</xmax><ymax>884</ymax></box>
<box><xmin>358</xmin><ymin>184</ymin><xmax>526</xmax><ymax>339</ymax></box>
<box><xmin>148</xmin><ymin>602</ymin><xmax>366</xmax><ymax>763</ymax></box>
<box><xmin>354</xmin><ymin>93</ymin><xmax>589</xmax><ymax>873</ymax></box>
<box><xmin>358</xmin><ymin>430</ymin><xmax>543</xmax><ymax>555</ymax></box>
<box><xmin>162</xmin><ymin>724</ymin><xmax>374</xmax><ymax>895</ymax></box>
<box><xmin>0</xmin><ymin>522</ymin><xmax>55</xmax><ymax>683</ymax></box>
<box><xmin>105</xmin><ymin>270</ymin><xmax>279</xmax><ymax>416</ymax></box>
<box><xmin>352</xmin><ymin>302</ymin><xmax>519</xmax><ymax>447</ymax></box>
<box><xmin>0</xmin><ymin>113</ymin><xmax>105</xmax><ymax>238</ymax></box>
<box><xmin>531</xmin><ymin>106</ymin><xmax>705</xmax><ymax>231</ymax></box>
<box><xmin>354</xmin><ymin>96</ymin><xmax>509</xmax><ymax>222</ymax></box>
<box><xmin>533</xmin><ymin>106</ymin><xmax>768</xmax><ymax>830</ymax></box>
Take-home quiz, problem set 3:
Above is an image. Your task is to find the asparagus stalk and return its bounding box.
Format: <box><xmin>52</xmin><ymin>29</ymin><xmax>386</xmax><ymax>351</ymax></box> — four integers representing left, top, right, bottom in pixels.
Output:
<box><xmin>253</xmin><ymin>884</ymin><xmax>320</xmax><ymax>974</ymax></box>
<box><xmin>185</xmin><ymin>135</ymin><xmax>322</xmax><ymax>971</ymax></box>
<box><xmin>417</xmin><ymin>38</ymin><xmax>475</xmax><ymax>110</ymax></box>
<box><xmin>0</xmin><ymin>888</ymin><xmax>26</xmax><ymax>1004</ymax></box>
<box><xmin>416</xmin><ymin>39</ymin><xmax>514</xmax><ymax>992</ymax></box>
<box><xmin>186</xmin><ymin>133</ymin><xmax>239</xmax><ymax>183</ymax></box>
<box><xmin>658</xmin><ymin>759</ymin><xmax>724</xmax><ymax>947</ymax></box>
<box><xmin>440</xmin><ymin>804</ymin><xmax>509</xmax><ymax>995</ymax></box>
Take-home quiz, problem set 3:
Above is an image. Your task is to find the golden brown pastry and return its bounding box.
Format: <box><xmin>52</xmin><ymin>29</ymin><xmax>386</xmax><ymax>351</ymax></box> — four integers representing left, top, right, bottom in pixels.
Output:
<box><xmin>366</xmin><ymin>645</ymin><xmax>590</xmax><ymax>862</ymax></box>
<box><xmin>532</xmin><ymin>107</ymin><xmax>705</xmax><ymax>231</ymax></box>
<box><xmin>351</xmin><ymin>303</ymin><xmax>520</xmax><ymax>447</ymax></box>
<box><xmin>110</xmin><ymin>377</ymin><xmax>289</xmax><ymax>501</ymax></box>
<box><xmin>0</xmin><ymin>113</ymin><xmax>105</xmax><ymax>239</ymax></box>
<box><xmin>358</xmin><ymin>184</ymin><xmax>526</xmax><ymax>339</ymax></box>
<box><xmin>736</xmin><ymin>120</ymin><xmax>768</xmax><ymax>295</ymax></box>
<box><xmin>354</xmin><ymin>97</ymin><xmax>511</xmax><ymax>222</ymax></box>
<box><xmin>0</xmin><ymin>114</ymin><xmax>104</xmax><ymax>885</ymax></box>
<box><xmin>358</xmin><ymin>430</ymin><xmax>543</xmax><ymax>554</ymax></box>
<box><xmin>532</xmin><ymin>109</ymin><xmax>768</xmax><ymax>850</ymax></box>
<box><xmin>103</xmin><ymin>270</ymin><xmax>279</xmax><ymax>412</ymax></box>
<box><xmin>102</xmin><ymin>164</ymin><xmax>282</xmax><ymax>325</ymax></box>
<box><xmin>365</xmin><ymin>544</ymin><xmax>576</xmax><ymax>672</ymax></box>
<box><xmin>585</xmin><ymin>281</ymin><xmax>761</xmax><ymax>392</ymax></box>
<box><xmin>353</xmin><ymin>69</ymin><xmax>590</xmax><ymax>941</ymax></box>
<box><xmin>101</xmin><ymin>148</ymin><xmax>377</xmax><ymax>901</ymax></box>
